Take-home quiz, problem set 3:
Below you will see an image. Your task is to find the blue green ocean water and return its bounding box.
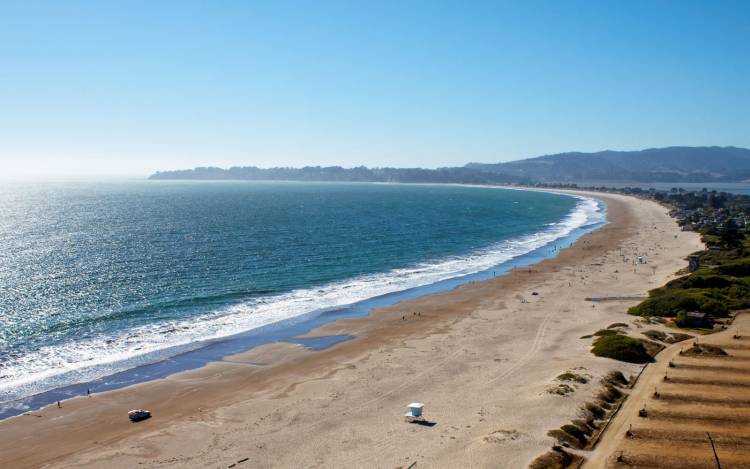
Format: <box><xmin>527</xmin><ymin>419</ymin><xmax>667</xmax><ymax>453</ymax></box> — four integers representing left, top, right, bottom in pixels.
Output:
<box><xmin>0</xmin><ymin>181</ymin><xmax>602</xmax><ymax>409</ymax></box>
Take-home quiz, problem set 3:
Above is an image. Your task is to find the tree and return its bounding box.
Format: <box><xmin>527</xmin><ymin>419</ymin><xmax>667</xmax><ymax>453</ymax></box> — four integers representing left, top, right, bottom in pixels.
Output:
<box><xmin>720</xmin><ymin>219</ymin><xmax>742</xmax><ymax>247</ymax></box>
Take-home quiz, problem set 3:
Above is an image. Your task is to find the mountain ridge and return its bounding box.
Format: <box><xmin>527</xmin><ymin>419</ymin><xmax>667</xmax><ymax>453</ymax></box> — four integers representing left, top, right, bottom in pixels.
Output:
<box><xmin>150</xmin><ymin>146</ymin><xmax>750</xmax><ymax>183</ymax></box>
<box><xmin>466</xmin><ymin>146</ymin><xmax>750</xmax><ymax>183</ymax></box>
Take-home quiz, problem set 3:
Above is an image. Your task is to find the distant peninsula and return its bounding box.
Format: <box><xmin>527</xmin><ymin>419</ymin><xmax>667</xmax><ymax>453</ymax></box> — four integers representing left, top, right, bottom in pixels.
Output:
<box><xmin>149</xmin><ymin>165</ymin><xmax>528</xmax><ymax>184</ymax></box>
<box><xmin>150</xmin><ymin>146</ymin><xmax>750</xmax><ymax>184</ymax></box>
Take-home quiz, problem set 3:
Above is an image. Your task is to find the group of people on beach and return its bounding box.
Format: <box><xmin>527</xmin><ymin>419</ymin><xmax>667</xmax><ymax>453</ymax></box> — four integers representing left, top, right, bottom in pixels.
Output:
<box><xmin>402</xmin><ymin>311</ymin><xmax>422</xmax><ymax>320</ymax></box>
<box><xmin>56</xmin><ymin>388</ymin><xmax>91</xmax><ymax>409</ymax></box>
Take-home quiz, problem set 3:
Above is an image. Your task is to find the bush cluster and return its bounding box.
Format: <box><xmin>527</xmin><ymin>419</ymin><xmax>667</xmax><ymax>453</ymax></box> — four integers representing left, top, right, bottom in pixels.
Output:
<box><xmin>627</xmin><ymin>238</ymin><xmax>750</xmax><ymax>322</ymax></box>
<box><xmin>591</xmin><ymin>335</ymin><xmax>651</xmax><ymax>363</ymax></box>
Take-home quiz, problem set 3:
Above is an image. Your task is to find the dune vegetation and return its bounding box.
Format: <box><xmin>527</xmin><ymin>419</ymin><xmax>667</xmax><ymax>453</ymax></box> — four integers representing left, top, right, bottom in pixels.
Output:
<box><xmin>591</xmin><ymin>335</ymin><xmax>652</xmax><ymax>363</ymax></box>
<box><xmin>628</xmin><ymin>233</ymin><xmax>750</xmax><ymax>328</ymax></box>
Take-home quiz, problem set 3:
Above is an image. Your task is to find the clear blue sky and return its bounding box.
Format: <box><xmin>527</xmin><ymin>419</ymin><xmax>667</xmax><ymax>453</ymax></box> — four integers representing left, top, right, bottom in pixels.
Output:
<box><xmin>1</xmin><ymin>1</ymin><xmax>749</xmax><ymax>177</ymax></box>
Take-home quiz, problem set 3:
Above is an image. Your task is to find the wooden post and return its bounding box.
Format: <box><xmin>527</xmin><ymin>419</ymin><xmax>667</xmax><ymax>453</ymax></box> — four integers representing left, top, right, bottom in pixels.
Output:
<box><xmin>706</xmin><ymin>432</ymin><xmax>722</xmax><ymax>469</ymax></box>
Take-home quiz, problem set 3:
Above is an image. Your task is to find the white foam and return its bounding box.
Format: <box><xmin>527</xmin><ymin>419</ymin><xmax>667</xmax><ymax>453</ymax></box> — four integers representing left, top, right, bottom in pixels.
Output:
<box><xmin>0</xmin><ymin>194</ymin><xmax>604</xmax><ymax>402</ymax></box>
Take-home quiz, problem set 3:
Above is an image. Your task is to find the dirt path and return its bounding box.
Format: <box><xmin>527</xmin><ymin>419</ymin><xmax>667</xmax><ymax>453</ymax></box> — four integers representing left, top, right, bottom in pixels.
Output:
<box><xmin>585</xmin><ymin>313</ymin><xmax>750</xmax><ymax>468</ymax></box>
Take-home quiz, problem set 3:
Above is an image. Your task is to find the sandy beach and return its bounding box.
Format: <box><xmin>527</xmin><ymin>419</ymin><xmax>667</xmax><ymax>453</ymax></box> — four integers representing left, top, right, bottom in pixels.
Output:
<box><xmin>0</xmin><ymin>191</ymin><xmax>703</xmax><ymax>468</ymax></box>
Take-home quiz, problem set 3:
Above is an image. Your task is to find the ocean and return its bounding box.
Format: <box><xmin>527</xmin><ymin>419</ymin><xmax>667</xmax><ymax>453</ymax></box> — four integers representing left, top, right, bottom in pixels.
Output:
<box><xmin>0</xmin><ymin>181</ymin><xmax>604</xmax><ymax>416</ymax></box>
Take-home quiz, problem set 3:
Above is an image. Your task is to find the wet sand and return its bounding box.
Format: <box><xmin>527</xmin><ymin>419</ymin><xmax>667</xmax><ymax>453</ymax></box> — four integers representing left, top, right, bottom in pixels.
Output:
<box><xmin>0</xmin><ymin>191</ymin><xmax>703</xmax><ymax>468</ymax></box>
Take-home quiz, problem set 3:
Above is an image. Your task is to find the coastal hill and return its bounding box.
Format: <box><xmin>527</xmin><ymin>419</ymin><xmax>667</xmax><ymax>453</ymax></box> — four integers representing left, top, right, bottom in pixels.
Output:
<box><xmin>150</xmin><ymin>146</ymin><xmax>750</xmax><ymax>183</ymax></box>
<box><xmin>466</xmin><ymin>146</ymin><xmax>750</xmax><ymax>183</ymax></box>
<box><xmin>148</xmin><ymin>165</ymin><xmax>527</xmax><ymax>184</ymax></box>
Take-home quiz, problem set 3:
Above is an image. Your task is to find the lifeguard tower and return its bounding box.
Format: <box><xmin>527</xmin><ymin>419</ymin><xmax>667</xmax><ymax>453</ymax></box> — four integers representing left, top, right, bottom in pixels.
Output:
<box><xmin>405</xmin><ymin>403</ymin><xmax>425</xmax><ymax>422</ymax></box>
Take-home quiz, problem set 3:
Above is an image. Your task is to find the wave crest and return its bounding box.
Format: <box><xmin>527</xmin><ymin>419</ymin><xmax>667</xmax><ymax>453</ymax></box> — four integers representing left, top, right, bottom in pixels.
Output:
<box><xmin>0</xmin><ymin>194</ymin><xmax>604</xmax><ymax>402</ymax></box>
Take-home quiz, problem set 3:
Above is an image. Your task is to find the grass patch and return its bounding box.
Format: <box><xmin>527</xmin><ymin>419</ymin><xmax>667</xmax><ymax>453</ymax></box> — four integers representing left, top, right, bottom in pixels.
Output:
<box><xmin>570</xmin><ymin>419</ymin><xmax>595</xmax><ymax>435</ymax></box>
<box><xmin>666</xmin><ymin>332</ymin><xmax>693</xmax><ymax>343</ymax></box>
<box><xmin>607</xmin><ymin>322</ymin><xmax>629</xmax><ymax>329</ymax></box>
<box><xmin>591</xmin><ymin>335</ymin><xmax>652</xmax><ymax>363</ymax></box>
<box><xmin>556</xmin><ymin>372</ymin><xmax>588</xmax><ymax>384</ymax></box>
<box><xmin>641</xmin><ymin>339</ymin><xmax>665</xmax><ymax>357</ymax></box>
<box><xmin>596</xmin><ymin>384</ymin><xmax>622</xmax><ymax>404</ymax></box>
<box><xmin>538</xmin><ymin>379</ymin><xmax>626</xmax><ymax>465</ymax></box>
<box><xmin>682</xmin><ymin>343</ymin><xmax>728</xmax><ymax>356</ymax></box>
<box><xmin>642</xmin><ymin>330</ymin><xmax>668</xmax><ymax>342</ymax></box>
<box><xmin>603</xmin><ymin>370</ymin><xmax>629</xmax><ymax>387</ymax></box>
<box><xmin>584</xmin><ymin>402</ymin><xmax>606</xmax><ymax>420</ymax></box>
<box><xmin>547</xmin><ymin>383</ymin><xmax>574</xmax><ymax>396</ymax></box>
<box><xmin>593</xmin><ymin>329</ymin><xmax>620</xmax><ymax>337</ymax></box>
<box><xmin>529</xmin><ymin>446</ymin><xmax>583</xmax><ymax>469</ymax></box>
<box><xmin>547</xmin><ymin>428</ymin><xmax>585</xmax><ymax>449</ymax></box>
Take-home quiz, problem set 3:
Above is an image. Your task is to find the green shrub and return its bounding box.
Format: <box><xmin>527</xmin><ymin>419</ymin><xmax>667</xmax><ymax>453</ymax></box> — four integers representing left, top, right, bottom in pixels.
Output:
<box><xmin>696</xmin><ymin>297</ymin><xmax>729</xmax><ymax>316</ymax></box>
<box><xmin>698</xmin><ymin>246</ymin><xmax>746</xmax><ymax>265</ymax></box>
<box><xmin>726</xmin><ymin>284</ymin><xmax>750</xmax><ymax>309</ymax></box>
<box><xmin>607</xmin><ymin>322</ymin><xmax>629</xmax><ymax>329</ymax></box>
<box><xmin>591</xmin><ymin>335</ymin><xmax>651</xmax><ymax>363</ymax></box>
<box><xmin>701</xmin><ymin>234</ymin><xmax>722</xmax><ymax>247</ymax></box>
<box><xmin>628</xmin><ymin>292</ymin><xmax>699</xmax><ymax>317</ymax></box>
<box><xmin>666</xmin><ymin>274</ymin><xmax>736</xmax><ymax>289</ymax></box>
<box><xmin>642</xmin><ymin>330</ymin><xmax>668</xmax><ymax>342</ymax></box>
<box><xmin>716</xmin><ymin>258</ymin><xmax>750</xmax><ymax>277</ymax></box>
<box><xmin>674</xmin><ymin>311</ymin><xmax>714</xmax><ymax>329</ymax></box>
<box><xmin>628</xmin><ymin>289</ymin><xmax>729</xmax><ymax>318</ymax></box>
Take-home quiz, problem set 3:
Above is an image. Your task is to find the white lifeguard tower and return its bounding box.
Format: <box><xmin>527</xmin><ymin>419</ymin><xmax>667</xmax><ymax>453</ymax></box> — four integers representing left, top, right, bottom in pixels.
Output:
<box><xmin>405</xmin><ymin>402</ymin><xmax>424</xmax><ymax>420</ymax></box>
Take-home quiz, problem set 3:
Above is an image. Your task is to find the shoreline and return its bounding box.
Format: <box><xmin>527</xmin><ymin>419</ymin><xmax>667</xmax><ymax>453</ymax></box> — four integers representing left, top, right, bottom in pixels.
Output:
<box><xmin>0</xmin><ymin>190</ymin><xmax>702</xmax><ymax>468</ymax></box>
<box><xmin>0</xmin><ymin>187</ymin><xmax>603</xmax><ymax>420</ymax></box>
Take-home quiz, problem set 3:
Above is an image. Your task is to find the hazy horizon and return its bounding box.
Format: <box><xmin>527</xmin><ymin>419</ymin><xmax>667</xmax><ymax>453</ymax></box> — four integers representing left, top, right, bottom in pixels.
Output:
<box><xmin>2</xmin><ymin>1</ymin><xmax>750</xmax><ymax>178</ymax></box>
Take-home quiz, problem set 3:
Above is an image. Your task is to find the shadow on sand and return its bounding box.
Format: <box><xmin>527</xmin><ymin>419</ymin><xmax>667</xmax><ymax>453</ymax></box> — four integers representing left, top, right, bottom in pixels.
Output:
<box><xmin>410</xmin><ymin>420</ymin><xmax>437</xmax><ymax>427</ymax></box>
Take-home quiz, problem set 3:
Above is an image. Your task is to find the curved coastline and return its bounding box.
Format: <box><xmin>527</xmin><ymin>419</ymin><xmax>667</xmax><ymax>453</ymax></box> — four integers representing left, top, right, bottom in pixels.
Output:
<box><xmin>0</xmin><ymin>187</ymin><xmax>604</xmax><ymax>419</ymax></box>
<box><xmin>0</xmin><ymin>190</ymin><xmax>705</xmax><ymax>469</ymax></box>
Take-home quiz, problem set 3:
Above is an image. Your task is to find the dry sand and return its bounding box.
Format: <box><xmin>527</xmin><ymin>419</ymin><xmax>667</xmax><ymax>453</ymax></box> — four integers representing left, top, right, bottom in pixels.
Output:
<box><xmin>0</xmin><ymin>191</ymin><xmax>703</xmax><ymax>469</ymax></box>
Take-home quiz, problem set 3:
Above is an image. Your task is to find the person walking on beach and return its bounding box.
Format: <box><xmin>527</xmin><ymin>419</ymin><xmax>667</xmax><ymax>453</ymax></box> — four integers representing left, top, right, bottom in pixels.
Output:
<box><xmin>57</xmin><ymin>401</ymin><xmax>61</xmax><ymax>408</ymax></box>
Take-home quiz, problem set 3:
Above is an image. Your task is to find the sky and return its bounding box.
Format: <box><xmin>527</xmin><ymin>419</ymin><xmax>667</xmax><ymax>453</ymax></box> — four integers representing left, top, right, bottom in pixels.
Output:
<box><xmin>1</xmin><ymin>1</ymin><xmax>749</xmax><ymax>178</ymax></box>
